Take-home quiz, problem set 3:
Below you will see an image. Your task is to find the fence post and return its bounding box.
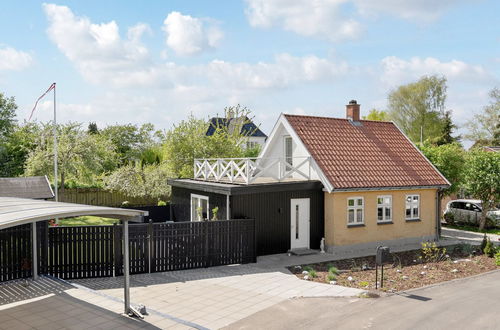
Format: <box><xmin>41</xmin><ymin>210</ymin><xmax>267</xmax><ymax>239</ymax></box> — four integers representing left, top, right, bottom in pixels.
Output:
<box><xmin>253</xmin><ymin>219</ymin><xmax>257</xmax><ymax>263</ymax></box>
<box><xmin>148</xmin><ymin>220</ymin><xmax>153</xmax><ymax>274</ymax></box>
<box><xmin>113</xmin><ymin>223</ymin><xmax>122</xmax><ymax>277</ymax></box>
<box><xmin>204</xmin><ymin>222</ymin><xmax>209</xmax><ymax>268</ymax></box>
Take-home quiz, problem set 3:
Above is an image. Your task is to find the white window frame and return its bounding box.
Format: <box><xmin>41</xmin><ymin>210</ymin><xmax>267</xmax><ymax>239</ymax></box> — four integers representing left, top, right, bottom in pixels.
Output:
<box><xmin>377</xmin><ymin>195</ymin><xmax>392</xmax><ymax>223</ymax></box>
<box><xmin>405</xmin><ymin>194</ymin><xmax>420</xmax><ymax>220</ymax></box>
<box><xmin>190</xmin><ymin>194</ymin><xmax>209</xmax><ymax>221</ymax></box>
<box><xmin>347</xmin><ymin>197</ymin><xmax>364</xmax><ymax>226</ymax></box>
<box><xmin>283</xmin><ymin>136</ymin><xmax>293</xmax><ymax>167</ymax></box>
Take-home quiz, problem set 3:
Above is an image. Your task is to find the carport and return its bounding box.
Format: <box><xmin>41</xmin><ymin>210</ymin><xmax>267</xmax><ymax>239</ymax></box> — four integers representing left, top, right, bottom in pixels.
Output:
<box><xmin>0</xmin><ymin>197</ymin><xmax>148</xmax><ymax>316</ymax></box>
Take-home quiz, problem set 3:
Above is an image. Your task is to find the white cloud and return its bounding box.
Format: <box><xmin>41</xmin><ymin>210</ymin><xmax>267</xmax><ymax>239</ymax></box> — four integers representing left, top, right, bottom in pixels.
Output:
<box><xmin>244</xmin><ymin>0</ymin><xmax>472</xmax><ymax>41</ymax></box>
<box><xmin>354</xmin><ymin>0</ymin><xmax>466</xmax><ymax>23</ymax></box>
<box><xmin>380</xmin><ymin>56</ymin><xmax>491</xmax><ymax>86</ymax></box>
<box><xmin>245</xmin><ymin>0</ymin><xmax>362</xmax><ymax>41</ymax></box>
<box><xmin>43</xmin><ymin>3</ymin><xmax>151</xmax><ymax>85</ymax></box>
<box><xmin>0</xmin><ymin>46</ymin><xmax>33</xmax><ymax>71</ymax></box>
<box><xmin>162</xmin><ymin>11</ymin><xmax>223</xmax><ymax>56</ymax></box>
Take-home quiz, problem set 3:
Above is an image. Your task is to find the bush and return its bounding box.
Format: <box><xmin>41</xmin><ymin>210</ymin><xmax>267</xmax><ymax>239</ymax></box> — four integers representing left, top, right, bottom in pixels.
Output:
<box><xmin>480</xmin><ymin>234</ymin><xmax>488</xmax><ymax>252</ymax></box>
<box><xmin>495</xmin><ymin>251</ymin><xmax>500</xmax><ymax>266</ymax></box>
<box><xmin>303</xmin><ymin>266</ymin><xmax>313</xmax><ymax>272</ymax></box>
<box><xmin>328</xmin><ymin>266</ymin><xmax>340</xmax><ymax>275</ymax></box>
<box><xmin>326</xmin><ymin>273</ymin><xmax>337</xmax><ymax>282</ymax></box>
<box><xmin>420</xmin><ymin>242</ymin><xmax>447</xmax><ymax>263</ymax></box>
<box><xmin>308</xmin><ymin>270</ymin><xmax>317</xmax><ymax>278</ymax></box>
<box><xmin>157</xmin><ymin>200</ymin><xmax>167</xmax><ymax>206</ymax></box>
<box><xmin>483</xmin><ymin>238</ymin><xmax>496</xmax><ymax>258</ymax></box>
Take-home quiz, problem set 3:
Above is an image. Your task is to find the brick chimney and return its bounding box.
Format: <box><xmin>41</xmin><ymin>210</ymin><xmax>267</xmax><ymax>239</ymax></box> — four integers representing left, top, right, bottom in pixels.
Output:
<box><xmin>346</xmin><ymin>100</ymin><xmax>360</xmax><ymax>122</ymax></box>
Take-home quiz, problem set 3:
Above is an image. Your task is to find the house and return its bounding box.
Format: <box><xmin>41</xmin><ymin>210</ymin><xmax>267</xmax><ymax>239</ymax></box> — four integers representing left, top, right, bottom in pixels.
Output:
<box><xmin>169</xmin><ymin>100</ymin><xmax>450</xmax><ymax>255</ymax></box>
<box><xmin>0</xmin><ymin>176</ymin><xmax>54</xmax><ymax>200</ymax></box>
<box><xmin>206</xmin><ymin>115</ymin><xmax>267</xmax><ymax>149</ymax></box>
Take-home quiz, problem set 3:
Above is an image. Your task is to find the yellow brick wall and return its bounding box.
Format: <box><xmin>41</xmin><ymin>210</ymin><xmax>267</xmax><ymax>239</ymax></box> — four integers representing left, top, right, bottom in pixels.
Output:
<box><xmin>324</xmin><ymin>189</ymin><xmax>438</xmax><ymax>246</ymax></box>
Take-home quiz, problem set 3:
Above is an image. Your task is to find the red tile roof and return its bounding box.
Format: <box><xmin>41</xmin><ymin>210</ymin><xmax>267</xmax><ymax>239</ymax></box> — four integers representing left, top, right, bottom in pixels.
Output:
<box><xmin>284</xmin><ymin>114</ymin><xmax>449</xmax><ymax>190</ymax></box>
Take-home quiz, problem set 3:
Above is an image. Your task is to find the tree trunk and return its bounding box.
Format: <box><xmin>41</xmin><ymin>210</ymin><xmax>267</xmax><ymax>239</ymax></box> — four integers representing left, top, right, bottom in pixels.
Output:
<box><xmin>479</xmin><ymin>209</ymin><xmax>487</xmax><ymax>231</ymax></box>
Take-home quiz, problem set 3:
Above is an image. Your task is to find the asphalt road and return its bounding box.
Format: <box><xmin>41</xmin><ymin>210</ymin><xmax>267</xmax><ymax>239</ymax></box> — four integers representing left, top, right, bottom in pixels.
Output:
<box><xmin>226</xmin><ymin>270</ymin><xmax>500</xmax><ymax>330</ymax></box>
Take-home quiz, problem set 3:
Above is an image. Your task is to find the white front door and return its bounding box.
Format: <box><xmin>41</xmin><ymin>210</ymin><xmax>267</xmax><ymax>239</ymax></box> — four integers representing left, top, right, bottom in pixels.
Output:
<box><xmin>290</xmin><ymin>198</ymin><xmax>310</xmax><ymax>249</ymax></box>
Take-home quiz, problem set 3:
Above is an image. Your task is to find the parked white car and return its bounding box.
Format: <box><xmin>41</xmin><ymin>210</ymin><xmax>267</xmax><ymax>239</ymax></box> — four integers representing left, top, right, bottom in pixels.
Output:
<box><xmin>444</xmin><ymin>199</ymin><xmax>500</xmax><ymax>227</ymax></box>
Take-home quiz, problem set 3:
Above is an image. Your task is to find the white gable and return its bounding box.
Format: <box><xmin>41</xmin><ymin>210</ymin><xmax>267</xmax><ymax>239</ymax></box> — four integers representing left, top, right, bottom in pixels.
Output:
<box><xmin>258</xmin><ymin>114</ymin><xmax>333</xmax><ymax>190</ymax></box>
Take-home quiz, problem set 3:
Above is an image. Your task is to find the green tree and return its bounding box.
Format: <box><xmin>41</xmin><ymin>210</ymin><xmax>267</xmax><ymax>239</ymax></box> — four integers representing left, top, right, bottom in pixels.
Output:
<box><xmin>462</xmin><ymin>150</ymin><xmax>500</xmax><ymax>230</ymax></box>
<box><xmin>419</xmin><ymin>143</ymin><xmax>465</xmax><ymax>196</ymax></box>
<box><xmin>427</xmin><ymin>110</ymin><xmax>460</xmax><ymax>146</ymax></box>
<box><xmin>100</xmin><ymin>123</ymin><xmax>161</xmax><ymax>165</ymax></box>
<box><xmin>104</xmin><ymin>163</ymin><xmax>171</xmax><ymax>200</ymax></box>
<box><xmin>465</xmin><ymin>87</ymin><xmax>500</xmax><ymax>145</ymax></box>
<box><xmin>388</xmin><ymin>75</ymin><xmax>447</xmax><ymax>143</ymax></box>
<box><xmin>24</xmin><ymin>123</ymin><xmax>119</xmax><ymax>191</ymax></box>
<box><xmin>163</xmin><ymin>113</ymin><xmax>248</xmax><ymax>178</ymax></box>
<box><xmin>363</xmin><ymin>109</ymin><xmax>389</xmax><ymax>121</ymax></box>
<box><xmin>0</xmin><ymin>122</ymin><xmax>41</xmax><ymax>177</ymax></box>
<box><xmin>88</xmin><ymin>122</ymin><xmax>98</xmax><ymax>134</ymax></box>
<box><xmin>0</xmin><ymin>92</ymin><xmax>17</xmax><ymax>139</ymax></box>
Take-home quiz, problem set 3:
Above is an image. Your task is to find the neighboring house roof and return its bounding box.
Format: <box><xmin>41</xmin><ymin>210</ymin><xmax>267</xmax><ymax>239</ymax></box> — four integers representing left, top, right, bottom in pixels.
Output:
<box><xmin>206</xmin><ymin>117</ymin><xmax>267</xmax><ymax>138</ymax></box>
<box><xmin>483</xmin><ymin>146</ymin><xmax>500</xmax><ymax>152</ymax></box>
<box><xmin>283</xmin><ymin>114</ymin><xmax>450</xmax><ymax>190</ymax></box>
<box><xmin>0</xmin><ymin>176</ymin><xmax>55</xmax><ymax>199</ymax></box>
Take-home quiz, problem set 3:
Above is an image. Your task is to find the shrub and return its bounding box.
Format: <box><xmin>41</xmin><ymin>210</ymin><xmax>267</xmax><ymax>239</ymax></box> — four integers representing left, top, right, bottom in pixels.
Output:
<box><xmin>420</xmin><ymin>242</ymin><xmax>447</xmax><ymax>263</ymax></box>
<box><xmin>359</xmin><ymin>281</ymin><xmax>369</xmax><ymax>287</ymax></box>
<box><xmin>157</xmin><ymin>200</ymin><xmax>167</xmax><ymax>206</ymax></box>
<box><xmin>495</xmin><ymin>251</ymin><xmax>500</xmax><ymax>266</ymax></box>
<box><xmin>326</xmin><ymin>273</ymin><xmax>337</xmax><ymax>282</ymax></box>
<box><xmin>328</xmin><ymin>266</ymin><xmax>340</xmax><ymax>275</ymax></box>
<box><xmin>483</xmin><ymin>238</ymin><xmax>496</xmax><ymax>258</ymax></box>
<box><xmin>303</xmin><ymin>266</ymin><xmax>313</xmax><ymax>272</ymax></box>
<box><xmin>480</xmin><ymin>234</ymin><xmax>488</xmax><ymax>253</ymax></box>
<box><xmin>308</xmin><ymin>270</ymin><xmax>317</xmax><ymax>278</ymax></box>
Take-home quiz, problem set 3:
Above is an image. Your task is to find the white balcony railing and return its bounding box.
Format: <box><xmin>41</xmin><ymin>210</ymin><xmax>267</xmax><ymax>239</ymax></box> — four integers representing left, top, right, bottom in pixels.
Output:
<box><xmin>194</xmin><ymin>157</ymin><xmax>312</xmax><ymax>184</ymax></box>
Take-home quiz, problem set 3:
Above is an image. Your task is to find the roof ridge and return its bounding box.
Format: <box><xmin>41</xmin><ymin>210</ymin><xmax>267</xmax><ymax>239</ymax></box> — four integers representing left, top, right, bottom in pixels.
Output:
<box><xmin>283</xmin><ymin>113</ymin><xmax>393</xmax><ymax>124</ymax></box>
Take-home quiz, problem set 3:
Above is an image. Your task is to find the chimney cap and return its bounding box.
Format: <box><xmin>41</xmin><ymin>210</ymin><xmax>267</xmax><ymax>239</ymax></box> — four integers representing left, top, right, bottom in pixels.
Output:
<box><xmin>349</xmin><ymin>100</ymin><xmax>358</xmax><ymax>105</ymax></box>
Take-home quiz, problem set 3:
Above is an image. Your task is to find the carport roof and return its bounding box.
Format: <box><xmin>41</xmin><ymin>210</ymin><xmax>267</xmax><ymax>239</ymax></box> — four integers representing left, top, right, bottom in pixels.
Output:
<box><xmin>0</xmin><ymin>197</ymin><xmax>148</xmax><ymax>230</ymax></box>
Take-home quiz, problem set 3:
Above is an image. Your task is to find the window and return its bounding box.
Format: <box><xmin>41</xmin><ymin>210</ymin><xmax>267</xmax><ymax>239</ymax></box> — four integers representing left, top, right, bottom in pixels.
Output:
<box><xmin>347</xmin><ymin>197</ymin><xmax>364</xmax><ymax>225</ymax></box>
<box><xmin>377</xmin><ymin>196</ymin><xmax>392</xmax><ymax>223</ymax></box>
<box><xmin>191</xmin><ymin>194</ymin><xmax>209</xmax><ymax>221</ymax></box>
<box><xmin>405</xmin><ymin>195</ymin><xmax>420</xmax><ymax>220</ymax></box>
<box><xmin>284</xmin><ymin>136</ymin><xmax>293</xmax><ymax>168</ymax></box>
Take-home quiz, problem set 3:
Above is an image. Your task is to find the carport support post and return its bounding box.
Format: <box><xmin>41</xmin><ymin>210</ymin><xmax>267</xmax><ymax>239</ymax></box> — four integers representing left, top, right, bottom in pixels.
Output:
<box><xmin>123</xmin><ymin>219</ymin><xmax>130</xmax><ymax>314</ymax></box>
<box><xmin>32</xmin><ymin>222</ymin><xmax>38</xmax><ymax>280</ymax></box>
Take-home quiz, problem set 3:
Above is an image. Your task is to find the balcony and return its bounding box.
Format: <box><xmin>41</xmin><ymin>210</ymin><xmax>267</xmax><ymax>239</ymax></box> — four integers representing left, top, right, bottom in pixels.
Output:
<box><xmin>193</xmin><ymin>157</ymin><xmax>313</xmax><ymax>184</ymax></box>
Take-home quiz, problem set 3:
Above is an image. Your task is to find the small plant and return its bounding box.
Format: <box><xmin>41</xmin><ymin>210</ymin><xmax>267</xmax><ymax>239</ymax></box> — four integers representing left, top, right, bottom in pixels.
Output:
<box><xmin>495</xmin><ymin>251</ymin><xmax>500</xmax><ymax>266</ymax></box>
<box><xmin>420</xmin><ymin>242</ymin><xmax>447</xmax><ymax>263</ymax></box>
<box><xmin>326</xmin><ymin>273</ymin><xmax>337</xmax><ymax>282</ymax></box>
<box><xmin>211</xmin><ymin>206</ymin><xmax>219</xmax><ymax>220</ymax></box>
<box><xmin>483</xmin><ymin>238</ymin><xmax>496</xmax><ymax>258</ymax></box>
<box><xmin>359</xmin><ymin>281</ymin><xmax>369</xmax><ymax>288</ymax></box>
<box><xmin>480</xmin><ymin>234</ymin><xmax>488</xmax><ymax>253</ymax></box>
<box><xmin>308</xmin><ymin>270</ymin><xmax>317</xmax><ymax>278</ymax></box>
<box><xmin>303</xmin><ymin>266</ymin><xmax>313</xmax><ymax>272</ymax></box>
<box><xmin>328</xmin><ymin>266</ymin><xmax>340</xmax><ymax>275</ymax></box>
<box><xmin>157</xmin><ymin>200</ymin><xmax>167</xmax><ymax>206</ymax></box>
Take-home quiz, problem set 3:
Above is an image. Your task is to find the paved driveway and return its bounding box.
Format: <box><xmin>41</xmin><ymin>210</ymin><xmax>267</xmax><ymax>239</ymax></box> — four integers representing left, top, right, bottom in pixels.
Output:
<box><xmin>73</xmin><ymin>254</ymin><xmax>364</xmax><ymax>329</ymax></box>
<box><xmin>227</xmin><ymin>270</ymin><xmax>500</xmax><ymax>330</ymax></box>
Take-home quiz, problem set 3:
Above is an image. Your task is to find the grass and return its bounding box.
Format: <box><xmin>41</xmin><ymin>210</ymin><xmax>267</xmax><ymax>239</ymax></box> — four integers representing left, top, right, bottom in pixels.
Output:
<box><xmin>444</xmin><ymin>224</ymin><xmax>500</xmax><ymax>235</ymax></box>
<box><xmin>58</xmin><ymin>216</ymin><xmax>119</xmax><ymax>226</ymax></box>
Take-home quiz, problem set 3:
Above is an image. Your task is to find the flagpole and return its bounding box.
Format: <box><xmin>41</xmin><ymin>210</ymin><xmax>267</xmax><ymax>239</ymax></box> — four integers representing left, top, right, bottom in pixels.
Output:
<box><xmin>53</xmin><ymin>82</ymin><xmax>58</xmax><ymax>203</ymax></box>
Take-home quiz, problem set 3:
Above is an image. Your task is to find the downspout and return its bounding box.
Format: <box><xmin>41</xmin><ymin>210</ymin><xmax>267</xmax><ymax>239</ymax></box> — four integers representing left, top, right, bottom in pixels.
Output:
<box><xmin>226</xmin><ymin>194</ymin><xmax>231</xmax><ymax>220</ymax></box>
<box><xmin>435</xmin><ymin>189</ymin><xmax>441</xmax><ymax>241</ymax></box>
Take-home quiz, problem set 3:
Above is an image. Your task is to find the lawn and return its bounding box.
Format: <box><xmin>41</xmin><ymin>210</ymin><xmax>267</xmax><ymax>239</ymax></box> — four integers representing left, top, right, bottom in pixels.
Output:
<box><xmin>289</xmin><ymin>244</ymin><xmax>499</xmax><ymax>292</ymax></box>
<box><xmin>443</xmin><ymin>223</ymin><xmax>500</xmax><ymax>235</ymax></box>
<box><xmin>58</xmin><ymin>216</ymin><xmax>119</xmax><ymax>226</ymax></box>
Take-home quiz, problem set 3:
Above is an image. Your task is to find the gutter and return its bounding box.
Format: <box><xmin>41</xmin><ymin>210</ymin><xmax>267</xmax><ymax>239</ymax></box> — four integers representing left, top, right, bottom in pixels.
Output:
<box><xmin>322</xmin><ymin>185</ymin><xmax>449</xmax><ymax>193</ymax></box>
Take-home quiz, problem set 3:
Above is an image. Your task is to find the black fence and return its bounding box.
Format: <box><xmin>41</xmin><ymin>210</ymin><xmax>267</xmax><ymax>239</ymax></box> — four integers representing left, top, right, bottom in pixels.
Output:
<box><xmin>0</xmin><ymin>219</ymin><xmax>255</xmax><ymax>282</ymax></box>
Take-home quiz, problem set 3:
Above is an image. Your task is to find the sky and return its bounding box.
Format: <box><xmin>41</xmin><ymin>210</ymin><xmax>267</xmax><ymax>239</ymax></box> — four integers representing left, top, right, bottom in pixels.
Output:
<box><xmin>0</xmin><ymin>0</ymin><xmax>498</xmax><ymax>146</ymax></box>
